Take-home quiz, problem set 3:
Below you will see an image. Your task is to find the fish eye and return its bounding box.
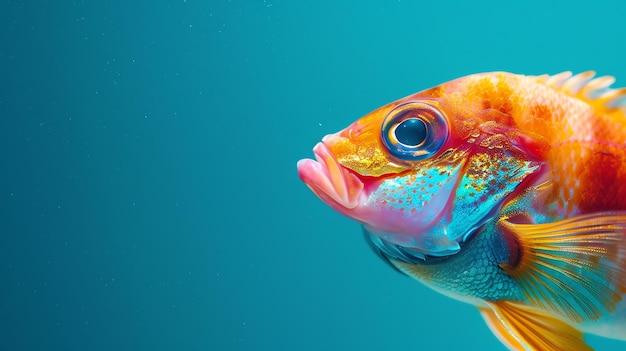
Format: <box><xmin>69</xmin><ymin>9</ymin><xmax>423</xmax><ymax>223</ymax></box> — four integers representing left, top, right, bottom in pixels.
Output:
<box><xmin>382</xmin><ymin>102</ymin><xmax>448</xmax><ymax>161</ymax></box>
<box><xmin>394</xmin><ymin>118</ymin><xmax>427</xmax><ymax>147</ymax></box>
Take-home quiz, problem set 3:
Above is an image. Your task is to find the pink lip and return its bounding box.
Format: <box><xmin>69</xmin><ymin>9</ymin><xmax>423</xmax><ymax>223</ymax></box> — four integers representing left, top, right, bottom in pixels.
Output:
<box><xmin>297</xmin><ymin>142</ymin><xmax>364</xmax><ymax>210</ymax></box>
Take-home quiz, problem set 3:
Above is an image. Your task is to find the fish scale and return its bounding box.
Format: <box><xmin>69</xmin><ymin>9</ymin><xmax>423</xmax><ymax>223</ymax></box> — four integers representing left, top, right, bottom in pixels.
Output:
<box><xmin>392</xmin><ymin>219</ymin><xmax>523</xmax><ymax>303</ymax></box>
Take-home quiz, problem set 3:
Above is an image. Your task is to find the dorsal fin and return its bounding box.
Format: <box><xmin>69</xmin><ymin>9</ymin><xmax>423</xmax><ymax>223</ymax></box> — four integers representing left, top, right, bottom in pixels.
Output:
<box><xmin>536</xmin><ymin>71</ymin><xmax>626</xmax><ymax>112</ymax></box>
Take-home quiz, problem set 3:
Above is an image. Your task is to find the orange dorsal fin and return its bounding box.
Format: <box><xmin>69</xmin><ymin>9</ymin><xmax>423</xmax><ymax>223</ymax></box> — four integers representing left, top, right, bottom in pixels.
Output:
<box><xmin>479</xmin><ymin>301</ymin><xmax>593</xmax><ymax>351</ymax></box>
<box><xmin>535</xmin><ymin>71</ymin><xmax>626</xmax><ymax>112</ymax></box>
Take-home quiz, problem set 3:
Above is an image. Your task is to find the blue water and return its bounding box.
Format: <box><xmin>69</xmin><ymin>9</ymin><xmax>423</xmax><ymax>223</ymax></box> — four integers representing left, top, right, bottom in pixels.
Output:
<box><xmin>2</xmin><ymin>1</ymin><xmax>625</xmax><ymax>350</ymax></box>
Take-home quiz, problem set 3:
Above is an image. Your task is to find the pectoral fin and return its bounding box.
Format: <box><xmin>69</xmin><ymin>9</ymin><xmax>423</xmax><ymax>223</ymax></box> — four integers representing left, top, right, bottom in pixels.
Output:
<box><xmin>479</xmin><ymin>301</ymin><xmax>592</xmax><ymax>351</ymax></box>
<box><xmin>498</xmin><ymin>212</ymin><xmax>626</xmax><ymax>323</ymax></box>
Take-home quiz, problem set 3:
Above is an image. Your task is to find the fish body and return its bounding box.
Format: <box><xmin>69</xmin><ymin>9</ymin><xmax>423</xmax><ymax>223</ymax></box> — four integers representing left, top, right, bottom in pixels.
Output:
<box><xmin>297</xmin><ymin>71</ymin><xmax>626</xmax><ymax>350</ymax></box>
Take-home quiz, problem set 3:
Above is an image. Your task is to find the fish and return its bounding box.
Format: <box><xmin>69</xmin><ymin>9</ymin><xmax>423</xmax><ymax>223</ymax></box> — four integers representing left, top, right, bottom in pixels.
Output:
<box><xmin>297</xmin><ymin>71</ymin><xmax>626</xmax><ymax>350</ymax></box>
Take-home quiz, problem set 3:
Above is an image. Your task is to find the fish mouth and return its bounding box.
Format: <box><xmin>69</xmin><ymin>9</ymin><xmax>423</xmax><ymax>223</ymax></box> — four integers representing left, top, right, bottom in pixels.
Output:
<box><xmin>297</xmin><ymin>142</ymin><xmax>365</xmax><ymax>211</ymax></box>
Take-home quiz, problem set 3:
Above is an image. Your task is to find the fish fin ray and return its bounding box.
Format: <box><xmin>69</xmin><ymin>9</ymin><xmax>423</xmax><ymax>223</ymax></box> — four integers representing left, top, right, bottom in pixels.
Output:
<box><xmin>479</xmin><ymin>305</ymin><xmax>527</xmax><ymax>350</ymax></box>
<box><xmin>480</xmin><ymin>301</ymin><xmax>593</xmax><ymax>351</ymax></box>
<box><xmin>536</xmin><ymin>71</ymin><xmax>626</xmax><ymax>110</ymax></box>
<box><xmin>499</xmin><ymin>212</ymin><xmax>626</xmax><ymax>323</ymax></box>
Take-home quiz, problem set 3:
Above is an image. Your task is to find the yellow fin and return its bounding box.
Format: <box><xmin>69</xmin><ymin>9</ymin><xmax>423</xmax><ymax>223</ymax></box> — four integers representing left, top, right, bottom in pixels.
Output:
<box><xmin>536</xmin><ymin>71</ymin><xmax>626</xmax><ymax>111</ymax></box>
<box><xmin>499</xmin><ymin>212</ymin><xmax>626</xmax><ymax>323</ymax></box>
<box><xmin>480</xmin><ymin>301</ymin><xmax>592</xmax><ymax>351</ymax></box>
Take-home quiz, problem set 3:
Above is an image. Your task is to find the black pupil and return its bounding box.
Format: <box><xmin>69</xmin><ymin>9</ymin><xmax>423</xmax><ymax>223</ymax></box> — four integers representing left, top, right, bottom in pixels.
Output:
<box><xmin>395</xmin><ymin>118</ymin><xmax>427</xmax><ymax>146</ymax></box>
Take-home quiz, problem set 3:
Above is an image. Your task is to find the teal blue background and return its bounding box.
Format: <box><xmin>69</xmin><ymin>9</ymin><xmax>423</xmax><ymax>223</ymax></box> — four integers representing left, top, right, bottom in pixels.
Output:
<box><xmin>2</xmin><ymin>1</ymin><xmax>625</xmax><ymax>350</ymax></box>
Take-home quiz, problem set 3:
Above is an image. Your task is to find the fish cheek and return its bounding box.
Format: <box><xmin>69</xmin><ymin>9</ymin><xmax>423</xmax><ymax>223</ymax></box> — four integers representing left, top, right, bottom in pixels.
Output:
<box><xmin>364</xmin><ymin>163</ymin><xmax>463</xmax><ymax>242</ymax></box>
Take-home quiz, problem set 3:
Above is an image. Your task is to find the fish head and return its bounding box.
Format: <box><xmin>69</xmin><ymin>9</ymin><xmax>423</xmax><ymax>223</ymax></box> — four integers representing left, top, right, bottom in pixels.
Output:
<box><xmin>298</xmin><ymin>74</ymin><xmax>548</xmax><ymax>257</ymax></box>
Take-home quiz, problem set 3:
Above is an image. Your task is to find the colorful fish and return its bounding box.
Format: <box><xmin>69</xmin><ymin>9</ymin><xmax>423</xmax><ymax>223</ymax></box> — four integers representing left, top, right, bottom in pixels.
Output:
<box><xmin>297</xmin><ymin>71</ymin><xmax>626</xmax><ymax>350</ymax></box>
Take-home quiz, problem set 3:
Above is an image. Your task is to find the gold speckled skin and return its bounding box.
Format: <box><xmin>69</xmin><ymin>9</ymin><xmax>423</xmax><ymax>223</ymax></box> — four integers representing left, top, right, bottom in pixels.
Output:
<box><xmin>329</xmin><ymin>71</ymin><xmax>626</xmax><ymax>217</ymax></box>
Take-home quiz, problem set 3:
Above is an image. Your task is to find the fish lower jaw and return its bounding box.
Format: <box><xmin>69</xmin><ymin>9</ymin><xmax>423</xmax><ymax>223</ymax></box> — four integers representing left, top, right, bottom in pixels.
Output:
<box><xmin>297</xmin><ymin>142</ymin><xmax>366</xmax><ymax>211</ymax></box>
